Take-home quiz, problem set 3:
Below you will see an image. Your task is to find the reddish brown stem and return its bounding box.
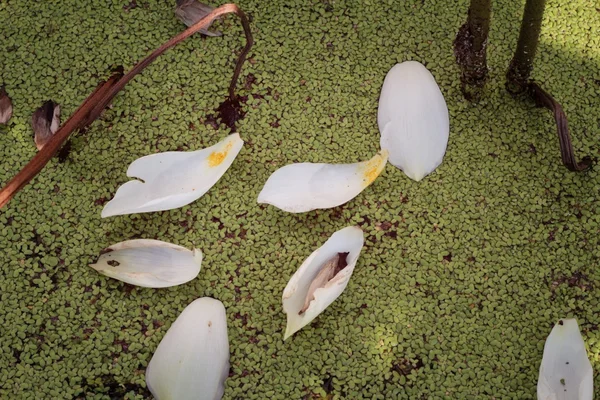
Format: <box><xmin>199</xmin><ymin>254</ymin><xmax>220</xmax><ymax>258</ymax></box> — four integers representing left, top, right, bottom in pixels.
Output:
<box><xmin>0</xmin><ymin>3</ymin><xmax>253</xmax><ymax>209</ymax></box>
<box><xmin>0</xmin><ymin>73</ymin><xmax>123</xmax><ymax>208</ymax></box>
<box><xmin>528</xmin><ymin>82</ymin><xmax>592</xmax><ymax>171</ymax></box>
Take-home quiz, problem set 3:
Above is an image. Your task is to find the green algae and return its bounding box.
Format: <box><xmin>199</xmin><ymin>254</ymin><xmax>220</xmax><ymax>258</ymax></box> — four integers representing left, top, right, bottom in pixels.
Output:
<box><xmin>1</xmin><ymin>0</ymin><xmax>600</xmax><ymax>398</ymax></box>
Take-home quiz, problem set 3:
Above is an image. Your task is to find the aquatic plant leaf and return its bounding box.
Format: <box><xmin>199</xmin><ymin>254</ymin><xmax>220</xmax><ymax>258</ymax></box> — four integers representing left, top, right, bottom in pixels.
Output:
<box><xmin>0</xmin><ymin>85</ymin><xmax>13</xmax><ymax>125</ymax></box>
<box><xmin>283</xmin><ymin>226</ymin><xmax>364</xmax><ymax>340</ymax></box>
<box><xmin>101</xmin><ymin>133</ymin><xmax>243</xmax><ymax>217</ymax></box>
<box><xmin>537</xmin><ymin>319</ymin><xmax>593</xmax><ymax>400</ymax></box>
<box><xmin>146</xmin><ymin>297</ymin><xmax>229</xmax><ymax>400</ymax></box>
<box><xmin>32</xmin><ymin>100</ymin><xmax>61</xmax><ymax>150</ymax></box>
<box><xmin>257</xmin><ymin>150</ymin><xmax>388</xmax><ymax>213</ymax></box>
<box><xmin>378</xmin><ymin>61</ymin><xmax>449</xmax><ymax>181</ymax></box>
<box><xmin>175</xmin><ymin>0</ymin><xmax>222</xmax><ymax>36</ymax></box>
<box><xmin>90</xmin><ymin>239</ymin><xmax>202</xmax><ymax>288</ymax></box>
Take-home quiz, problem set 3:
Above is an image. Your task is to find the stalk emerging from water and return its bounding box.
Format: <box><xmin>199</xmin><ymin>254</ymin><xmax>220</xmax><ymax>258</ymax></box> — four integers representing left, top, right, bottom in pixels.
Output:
<box><xmin>506</xmin><ymin>0</ymin><xmax>591</xmax><ymax>171</ymax></box>
<box><xmin>453</xmin><ymin>0</ymin><xmax>491</xmax><ymax>101</ymax></box>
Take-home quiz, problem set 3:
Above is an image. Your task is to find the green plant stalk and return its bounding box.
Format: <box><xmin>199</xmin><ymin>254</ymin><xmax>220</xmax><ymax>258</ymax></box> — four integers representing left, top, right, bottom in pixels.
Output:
<box><xmin>453</xmin><ymin>0</ymin><xmax>491</xmax><ymax>100</ymax></box>
<box><xmin>506</xmin><ymin>0</ymin><xmax>546</xmax><ymax>93</ymax></box>
<box><xmin>505</xmin><ymin>0</ymin><xmax>591</xmax><ymax>171</ymax></box>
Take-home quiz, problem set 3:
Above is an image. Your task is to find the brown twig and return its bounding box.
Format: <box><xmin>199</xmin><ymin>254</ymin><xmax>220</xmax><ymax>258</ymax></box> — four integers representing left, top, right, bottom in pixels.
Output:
<box><xmin>0</xmin><ymin>3</ymin><xmax>253</xmax><ymax>209</ymax></box>
<box><xmin>528</xmin><ymin>82</ymin><xmax>592</xmax><ymax>172</ymax></box>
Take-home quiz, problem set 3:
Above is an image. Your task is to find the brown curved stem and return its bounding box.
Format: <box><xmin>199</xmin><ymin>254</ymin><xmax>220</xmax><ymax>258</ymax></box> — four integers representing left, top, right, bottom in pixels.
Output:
<box><xmin>0</xmin><ymin>3</ymin><xmax>253</xmax><ymax>209</ymax></box>
<box><xmin>528</xmin><ymin>82</ymin><xmax>592</xmax><ymax>171</ymax></box>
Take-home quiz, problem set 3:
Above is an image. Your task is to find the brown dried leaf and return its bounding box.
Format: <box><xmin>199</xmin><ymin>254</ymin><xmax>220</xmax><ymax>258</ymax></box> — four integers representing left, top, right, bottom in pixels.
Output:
<box><xmin>0</xmin><ymin>85</ymin><xmax>13</xmax><ymax>125</ymax></box>
<box><xmin>32</xmin><ymin>100</ymin><xmax>61</xmax><ymax>150</ymax></box>
<box><xmin>174</xmin><ymin>0</ymin><xmax>222</xmax><ymax>37</ymax></box>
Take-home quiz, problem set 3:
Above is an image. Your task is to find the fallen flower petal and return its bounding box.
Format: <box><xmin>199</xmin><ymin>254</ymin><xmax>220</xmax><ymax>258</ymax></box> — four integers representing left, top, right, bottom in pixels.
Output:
<box><xmin>90</xmin><ymin>239</ymin><xmax>202</xmax><ymax>288</ymax></box>
<box><xmin>537</xmin><ymin>318</ymin><xmax>593</xmax><ymax>400</ymax></box>
<box><xmin>101</xmin><ymin>133</ymin><xmax>243</xmax><ymax>217</ymax></box>
<box><xmin>0</xmin><ymin>85</ymin><xmax>13</xmax><ymax>125</ymax></box>
<box><xmin>175</xmin><ymin>0</ymin><xmax>223</xmax><ymax>36</ymax></box>
<box><xmin>378</xmin><ymin>61</ymin><xmax>449</xmax><ymax>181</ymax></box>
<box><xmin>146</xmin><ymin>297</ymin><xmax>229</xmax><ymax>400</ymax></box>
<box><xmin>32</xmin><ymin>100</ymin><xmax>61</xmax><ymax>150</ymax></box>
<box><xmin>257</xmin><ymin>150</ymin><xmax>388</xmax><ymax>213</ymax></box>
<box><xmin>283</xmin><ymin>226</ymin><xmax>364</xmax><ymax>340</ymax></box>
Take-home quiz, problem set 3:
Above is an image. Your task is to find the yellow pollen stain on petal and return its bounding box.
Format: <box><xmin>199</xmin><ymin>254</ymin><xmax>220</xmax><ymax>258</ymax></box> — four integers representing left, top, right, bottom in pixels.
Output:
<box><xmin>360</xmin><ymin>150</ymin><xmax>389</xmax><ymax>187</ymax></box>
<box><xmin>207</xmin><ymin>141</ymin><xmax>234</xmax><ymax>167</ymax></box>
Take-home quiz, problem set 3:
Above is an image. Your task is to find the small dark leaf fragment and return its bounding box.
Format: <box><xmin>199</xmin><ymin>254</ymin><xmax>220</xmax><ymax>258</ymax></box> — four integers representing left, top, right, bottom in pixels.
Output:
<box><xmin>107</xmin><ymin>260</ymin><xmax>120</xmax><ymax>267</ymax></box>
<box><xmin>57</xmin><ymin>139</ymin><xmax>72</xmax><ymax>163</ymax></box>
<box><xmin>217</xmin><ymin>96</ymin><xmax>246</xmax><ymax>130</ymax></box>
<box><xmin>99</xmin><ymin>248</ymin><xmax>115</xmax><ymax>255</ymax></box>
<box><xmin>0</xmin><ymin>85</ymin><xmax>13</xmax><ymax>125</ymax></box>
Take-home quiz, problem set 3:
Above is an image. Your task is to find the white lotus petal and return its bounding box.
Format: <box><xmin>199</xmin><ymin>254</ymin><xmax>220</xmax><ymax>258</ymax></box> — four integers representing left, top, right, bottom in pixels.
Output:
<box><xmin>258</xmin><ymin>150</ymin><xmax>388</xmax><ymax>213</ymax></box>
<box><xmin>283</xmin><ymin>226</ymin><xmax>364</xmax><ymax>339</ymax></box>
<box><xmin>102</xmin><ymin>133</ymin><xmax>243</xmax><ymax>217</ymax></box>
<box><xmin>90</xmin><ymin>239</ymin><xmax>202</xmax><ymax>288</ymax></box>
<box><xmin>378</xmin><ymin>61</ymin><xmax>449</xmax><ymax>181</ymax></box>
<box><xmin>537</xmin><ymin>319</ymin><xmax>593</xmax><ymax>400</ymax></box>
<box><xmin>146</xmin><ymin>297</ymin><xmax>229</xmax><ymax>400</ymax></box>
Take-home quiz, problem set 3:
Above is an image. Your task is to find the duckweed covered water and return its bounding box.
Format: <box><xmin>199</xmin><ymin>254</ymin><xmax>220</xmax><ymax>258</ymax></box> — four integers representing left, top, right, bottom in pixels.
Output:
<box><xmin>1</xmin><ymin>0</ymin><xmax>599</xmax><ymax>398</ymax></box>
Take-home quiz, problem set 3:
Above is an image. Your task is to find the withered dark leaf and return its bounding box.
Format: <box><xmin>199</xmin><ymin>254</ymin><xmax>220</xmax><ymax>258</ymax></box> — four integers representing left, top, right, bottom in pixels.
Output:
<box><xmin>299</xmin><ymin>252</ymin><xmax>350</xmax><ymax>315</ymax></box>
<box><xmin>174</xmin><ymin>0</ymin><xmax>222</xmax><ymax>37</ymax></box>
<box><xmin>32</xmin><ymin>100</ymin><xmax>61</xmax><ymax>150</ymax></box>
<box><xmin>0</xmin><ymin>85</ymin><xmax>13</xmax><ymax>125</ymax></box>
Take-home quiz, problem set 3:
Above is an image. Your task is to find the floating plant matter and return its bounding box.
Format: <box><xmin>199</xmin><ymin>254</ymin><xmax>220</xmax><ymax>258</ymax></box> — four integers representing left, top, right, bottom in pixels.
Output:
<box><xmin>537</xmin><ymin>319</ymin><xmax>593</xmax><ymax>400</ymax></box>
<box><xmin>175</xmin><ymin>0</ymin><xmax>222</xmax><ymax>36</ymax></box>
<box><xmin>0</xmin><ymin>85</ymin><xmax>12</xmax><ymax>125</ymax></box>
<box><xmin>283</xmin><ymin>226</ymin><xmax>364</xmax><ymax>339</ymax></box>
<box><xmin>32</xmin><ymin>100</ymin><xmax>61</xmax><ymax>150</ymax></box>
<box><xmin>90</xmin><ymin>239</ymin><xmax>202</xmax><ymax>288</ymax></box>
<box><xmin>258</xmin><ymin>150</ymin><xmax>388</xmax><ymax>213</ymax></box>
<box><xmin>101</xmin><ymin>133</ymin><xmax>243</xmax><ymax>217</ymax></box>
<box><xmin>378</xmin><ymin>61</ymin><xmax>449</xmax><ymax>181</ymax></box>
<box><xmin>146</xmin><ymin>297</ymin><xmax>230</xmax><ymax>400</ymax></box>
<box><xmin>0</xmin><ymin>3</ymin><xmax>253</xmax><ymax>209</ymax></box>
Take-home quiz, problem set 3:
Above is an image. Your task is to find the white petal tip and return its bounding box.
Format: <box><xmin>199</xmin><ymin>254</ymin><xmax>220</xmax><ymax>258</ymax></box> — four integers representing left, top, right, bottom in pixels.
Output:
<box><xmin>537</xmin><ymin>318</ymin><xmax>593</xmax><ymax>400</ymax></box>
<box><xmin>146</xmin><ymin>297</ymin><xmax>229</xmax><ymax>400</ymax></box>
<box><xmin>258</xmin><ymin>151</ymin><xmax>387</xmax><ymax>213</ymax></box>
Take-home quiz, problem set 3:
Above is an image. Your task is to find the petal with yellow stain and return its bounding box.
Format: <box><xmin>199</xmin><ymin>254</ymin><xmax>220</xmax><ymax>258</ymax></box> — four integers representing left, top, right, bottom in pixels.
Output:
<box><xmin>257</xmin><ymin>150</ymin><xmax>388</xmax><ymax>213</ymax></box>
<box><xmin>102</xmin><ymin>133</ymin><xmax>243</xmax><ymax>217</ymax></box>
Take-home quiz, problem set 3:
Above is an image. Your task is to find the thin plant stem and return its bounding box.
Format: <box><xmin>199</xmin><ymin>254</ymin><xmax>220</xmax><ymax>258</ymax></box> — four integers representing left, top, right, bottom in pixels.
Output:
<box><xmin>0</xmin><ymin>3</ymin><xmax>253</xmax><ymax>209</ymax></box>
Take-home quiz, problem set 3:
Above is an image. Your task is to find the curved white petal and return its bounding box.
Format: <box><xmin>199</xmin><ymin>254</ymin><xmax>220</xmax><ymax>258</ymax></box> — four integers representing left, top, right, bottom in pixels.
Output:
<box><xmin>283</xmin><ymin>226</ymin><xmax>364</xmax><ymax>339</ymax></box>
<box><xmin>537</xmin><ymin>319</ymin><xmax>593</xmax><ymax>400</ymax></box>
<box><xmin>258</xmin><ymin>151</ymin><xmax>388</xmax><ymax>213</ymax></box>
<box><xmin>146</xmin><ymin>297</ymin><xmax>229</xmax><ymax>400</ymax></box>
<box><xmin>90</xmin><ymin>239</ymin><xmax>202</xmax><ymax>288</ymax></box>
<box><xmin>102</xmin><ymin>133</ymin><xmax>243</xmax><ymax>217</ymax></box>
<box><xmin>378</xmin><ymin>61</ymin><xmax>449</xmax><ymax>181</ymax></box>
